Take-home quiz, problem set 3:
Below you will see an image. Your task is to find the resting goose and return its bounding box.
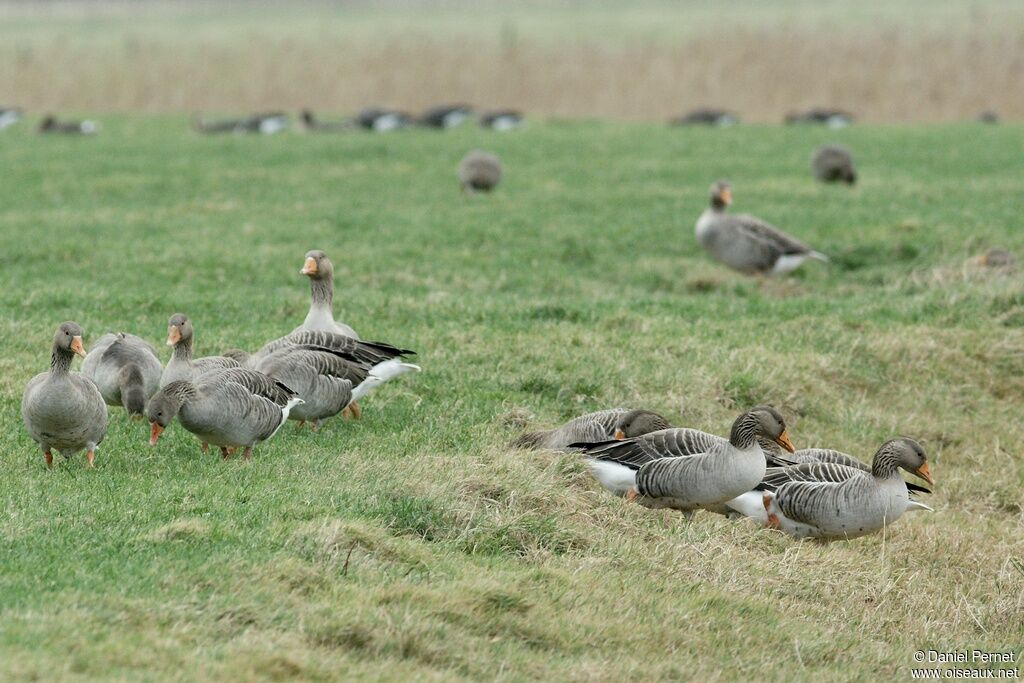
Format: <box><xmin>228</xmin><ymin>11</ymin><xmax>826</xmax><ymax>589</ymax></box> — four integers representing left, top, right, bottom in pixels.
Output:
<box><xmin>148</xmin><ymin>367</ymin><xmax>302</xmax><ymax>460</ymax></box>
<box><xmin>670</xmin><ymin>108</ymin><xmax>738</xmax><ymax>127</ymax></box>
<box><xmin>696</xmin><ymin>181</ymin><xmax>829</xmax><ymax>275</ymax></box>
<box><xmin>480</xmin><ymin>110</ymin><xmax>524</xmax><ymax>131</ymax></box>
<box><xmin>82</xmin><ymin>332</ymin><xmax>163</xmax><ymax>417</ymax></box>
<box><xmin>299</xmin><ymin>109</ymin><xmax>353</xmax><ymax>132</ymax></box>
<box><xmin>784</xmin><ymin>108</ymin><xmax>853</xmax><ymax>128</ymax></box>
<box><xmin>580</xmin><ymin>407</ymin><xmax>795</xmax><ymax>516</ymax></box>
<box><xmin>725</xmin><ymin>438</ymin><xmax>935</xmax><ymax>539</ymax></box>
<box><xmin>191</xmin><ymin>112</ymin><xmax>288</xmax><ymax>135</ymax></box>
<box><xmin>420</xmin><ymin>104</ymin><xmax>473</xmax><ymax>129</ymax></box>
<box><xmin>511</xmin><ymin>409</ymin><xmax>671</xmax><ymax>450</ymax></box>
<box><xmin>160</xmin><ymin>313</ymin><xmax>240</xmax><ymax>388</ymax></box>
<box><xmin>0</xmin><ymin>107</ymin><xmax>22</xmax><ymax>130</ymax></box>
<box><xmin>356</xmin><ymin>107</ymin><xmax>413</xmax><ymax>132</ymax></box>
<box><xmin>296</xmin><ymin>250</ymin><xmax>359</xmax><ymax>339</ymax></box>
<box><xmin>812</xmin><ymin>144</ymin><xmax>856</xmax><ymax>184</ymax></box>
<box><xmin>458</xmin><ymin>151</ymin><xmax>502</xmax><ymax>193</ymax></box>
<box><xmin>38</xmin><ymin>115</ymin><xmax>98</xmax><ymax>135</ymax></box>
<box><xmin>22</xmin><ymin>322</ymin><xmax>108</xmax><ymax>467</ymax></box>
<box><xmin>977</xmin><ymin>111</ymin><xmax>999</xmax><ymax>124</ymax></box>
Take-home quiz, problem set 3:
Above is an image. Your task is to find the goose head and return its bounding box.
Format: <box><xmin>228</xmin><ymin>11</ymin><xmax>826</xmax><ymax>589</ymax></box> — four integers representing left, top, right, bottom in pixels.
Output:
<box><xmin>147</xmin><ymin>381</ymin><xmax>192</xmax><ymax>445</ymax></box>
<box><xmin>873</xmin><ymin>437</ymin><xmax>933</xmax><ymax>485</ymax></box>
<box><xmin>300</xmin><ymin>250</ymin><xmax>334</xmax><ymax>281</ymax></box>
<box><xmin>613</xmin><ymin>410</ymin><xmax>671</xmax><ymax>440</ymax></box>
<box><xmin>53</xmin><ymin>321</ymin><xmax>87</xmax><ymax>358</ymax></box>
<box><xmin>166</xmin><ymin>313</ymin><xmax>193</xmax><ymax>347</ymax></box>
<box><xmin>729</xmin><ymin>406</ymin><xmax>794</xmax><ymax>453</ymax></box>
<box><xmin>709</xmin><ymin>180</ymin><xmax>733</xmax><ymax>210</ymax></box>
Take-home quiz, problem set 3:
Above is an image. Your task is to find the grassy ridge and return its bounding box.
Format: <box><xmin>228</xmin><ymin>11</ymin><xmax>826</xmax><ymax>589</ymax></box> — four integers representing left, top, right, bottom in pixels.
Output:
<box><xmin>0</xmin><ymin>118</ymin><xmax>1022</xmax><ymax>680</ymax></box>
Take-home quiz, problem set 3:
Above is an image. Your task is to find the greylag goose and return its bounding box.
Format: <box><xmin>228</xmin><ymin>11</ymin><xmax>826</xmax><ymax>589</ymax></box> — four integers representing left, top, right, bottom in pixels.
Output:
<box><xmin>296</xmin><ymin>250</ymin><xmax>359</xmax><ymax>339</ymax></box>
<box><xmin>512</xmin><ymin>409</ymin><xmax>671</xmax><ymax>450</ymax></box>
<box><xmin>812</xmin><ymin>144</ymin><xmax>856</xmax><ymax>184</ymax></box>
<box><xmin>356</xmin><ymin>107</ymin><xmax>413</xmax><ymax>132</ymax></box>
<box><xmin>670</xmin><ymin>108</ymin><xmax>738</xmax><ymax>127</ymax></box>
<box><xmin>299</xmin><ymin>109</ymin><xmax>352</xmax><ymax>132</ymax></box>
<box><xmin>979</xmin><ymin>248</ymin><xmax>1014</xmax><ymax>268</ymax></box>
<box><xmin>480</xmin><ymin>110</ymin><xmax>524</xmax><ymax>131</ymax></box>
<box><xmin>977</xmin><ymin>111</ymin><xmax>999</xmax><ymax>124</ymax></box>
<box><xmin>160</xmin><ymin>313</ymin><xmax>239</xmax><ymax>387</ymax></box>
<box><xmin>420</xmin><ymin>104</ymin><xmax>473</xmax><ymax>129</ymax></box>
<box><xmin>725</xmin><ymin>437</ymin><xmax>935</xmax><ymax>539</ymax></box>
<box><xmin>458</xmin><ymin>151</ymin><xmax>502</xmax><ymax>193</ymax></box>
<box><xmin>82</xmin><ymin>332</ymin><xmax>163</xmax><ymax>418</ymax></box>
<box><xmin>148</xmin><ymin>368</ymin><xmax>302</xmax><ymax>460</ymax></box>
<box><xmin>22</xmin><ymin>322</ymin><xmax>108</xmax><ymax>467</ymax></box>
<box><xmin>249</xmin><ymin>345</ymin><xmax>354</xmax><ymax>428</ymax></box>
<box><xmin>0</xmin><ymin>107</ymin><xmax>22</xmax><ymax>130</ymax></box>
<box><xmin>784</xmin><ymin>108</ymin><xmax>853</xmax><ymax>128</ymax></box>
<box><xmin>696</xmin><ymin>181</ymin><xmax>829</xmax><ymax>275</ymax></box>
<box><xmin>38</xmin><ymin>115</ymin><xmax>98</xmax><ymax>135</ymax></box>
<box><xmin>191</xmin><ymin>112</ymin><xmax>288</xmax><ymax>135</ymax></box>
<box><xmin>580</xmin><ymin>407</ymin><xmax>794</xmax><ymax>516</ymax></box>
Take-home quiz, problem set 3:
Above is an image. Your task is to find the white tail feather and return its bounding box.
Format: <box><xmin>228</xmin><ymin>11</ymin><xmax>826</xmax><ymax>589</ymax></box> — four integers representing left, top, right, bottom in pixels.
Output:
<box><xmin>586</xmin><ymin>459</ymin><xmax>636</xmax><ymax>496</ymax></box>
<box><xmin>351</xmin><ymin>360</ymin><xmax>421</xmax><ymax>402</ymax></box>
<box><xmin>270</xmin><ymin>397</ymin><xmax>305</xmax><ymax>439</ymax></box>
<box><xmin>809</xmin><ymin>250</ymin><xmax>830</xmax><ymax>263</ymax></box>
<box><xmin>906</xmin><ymin>499</ymin><xmax>934</xmax><ymax>513</ymax></box>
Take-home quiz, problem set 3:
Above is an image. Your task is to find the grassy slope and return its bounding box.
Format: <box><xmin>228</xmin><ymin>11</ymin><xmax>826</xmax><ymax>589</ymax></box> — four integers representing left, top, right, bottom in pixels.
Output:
<box><xmin>0</xmin><ymin>118</ymin><xmax>1022</xmax><ymax>681</ymax></box>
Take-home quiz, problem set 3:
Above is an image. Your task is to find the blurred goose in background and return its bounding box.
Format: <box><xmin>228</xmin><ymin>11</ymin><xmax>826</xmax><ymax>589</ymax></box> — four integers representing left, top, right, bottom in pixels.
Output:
<box><xmin>785</xmin><ymin>108</ymin><xmax>853</xmax><ymax>128</ymax></box>
<box><xmin>977</xmin><ymin>110</ymin><xmax>999</xmax><ymax>123</ymax></box>
<box><xmin>299</xmin><ymin>109</ymin><xmax>353</xmax><ymax>132</ymax></box>
<box><xmin>296</xmin><ymin>250</ymin><xmax>359</xmax><ymax>339</ymax></box>
<box><xmin>356</xmin><ymin>107</ymin><xmax>413</xmax><ymax>132</ymax></box>
<box><xmin>696</xmin><ymin>180</ymin><xmax>829</xmax><ymax>275</ymax></box>
<box><xmin>191</xmin><ymin>112</ymin><xmax>289</xmax><ymax>134</ymax></box>
<box><xmin>458</xmin><ymin>150</ymin><xmax>502</xmax><ymax>193</ymax></box>
<box><xmin>22</xmin><ymin>322</ymin><xmax>108</xmax><ymax>467</ymax></box>
<box><xmin>160</xmin><ymin>313</ymin><xmax>239</xmax><ymax>388</ymax></box>
<box><xmin>978</xmin><ymin>248</ymin><xmax>1015</xmax><ymax>268</ymax></box>
<box><xmin>724</xmin><ymin>438</ymin><xmax>935</xmax><ymax>539</ymax></box>
<box><xmin>670</xmin><ymin>108</ymin><xmax>738</xmax><ymax>127</ymax></box>
<box><xmin>148</xmin><ymin>367</ymin><xmax>301</xmax><ymax>460</ymax></box>
<box><xmin>420</xmin><ymin>104</ymin><xmax>473</xmax><ymax>129</ymax></box>
<box><xmin>579</xmin><ymin>407</ymin><xmax>795</xmax><ymax>516</ymax></box>
<box><xmin>38</xmin><ymin>115</ymin><xmax>98</xmax><ymax>135</ymax></box>
<box><xmin>82</xmin><ymin>332</ymin><xmax>163</xmax><ymax>418</ymax></box>
<box><xmin>812</xmin><ymin>144</ymin><xmax>857</xmax><ymax>184</ymax></box>
<box><xmin>480</xmin><ymin>110</ymin><xmax>524</xmax><ymax>131</ymax></box>
<box><xmin>511</xmin><ymin>409</ymin><xmax>671</xmax><ymax>450</ymax></box>
<box><xmin>0</xmin><ymin>107</ymin><xmax>22</xmax><ymax>130</ymax></box>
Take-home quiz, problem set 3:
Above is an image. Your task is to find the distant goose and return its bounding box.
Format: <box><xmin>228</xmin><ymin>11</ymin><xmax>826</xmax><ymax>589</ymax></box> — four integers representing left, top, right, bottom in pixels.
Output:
<box><xmin>297</xmin><ymin>250</ymin><xmax>359</xmax><ymax>339</ymax></box>
<box><xmin>785</xmin><ymin>108</ymin><xmax>853</xmax><ymax>128</ymax></box>
<box><xmin>977</xmin><ymin>110</ymin><xmax>999</xmax><ymax>124</ymax></box>
<box><xmin>148</xmin><ymin>367</ymin><xmax>302</xmax><ymax>460</ymax></box>
<box><xmin>979</xmin><ymin>248</ymin><xmax>1015</xmax><ymax>268</ymax></box>
<box><xmin>511</xmin><ymin>409</ymin><xmax>671</xmax><ymax>450</ymax></box>
<box><xmin>160</xmin><ymin>313</ymin><xmax>240</xmax><ymax>388</ymax></box>
<box><xmin>38</xmin><ymin>115</ymin><xmax>98</xmax><ymax>135</ymax></box>
<box><xmin>82</xmin><ymin>332</ymin><xmax>164</xmax><ymax>418</ymax></box>
<box><xmin>299</xmin><ymin>109</ymin><xmax>353</xmax><ymax>132</ymax></box>
<box><xmin>356</xmin><ymin>107</ymin><xmax>413</xmax><ymax>132</ymax></box>
<box><xmin>480</xmin><ymin>110</ymin><xmax>524</xmax><ymax>131</ymax></box>
<box><xmin>695</xmin><ymin>180</ymin><xmax>829</xmax><ymax>275</ymax></box>
<box><xmin>0</xmin><ymin>107</ymin><xmax>22</xmax><ymax>130</ymax></box>
<box><xmin>724</xmin><ymin>438</ymin><xmax>935</xmax><ymax>540</ymax></box>
<box><xmin>419</xmin><ymin>104</ymin><xmax>473</xmax><ymax>129</ymax></box>
<box><xmin>812</xmin><ymin>144</ymin><xmax>857</xmax><ymax>184</ymax></box>
<box><xmin>458</xmin><ymin>150</ymin><xmax>502</xmax><ymax>193</ymax></box>
<box><xmin>670</xmin><ymin>108</ymin><xmax>738</xmax><ymax>127</ymax></box>
<box><xmin>22</xmin><ymin>322</ymin><xmax>108</xmax><ymax>467</ymax></box>
<box><xmin>192</xmin><ymin>112</ymin><xmax>289</xmax><ymax>135</ymax></box>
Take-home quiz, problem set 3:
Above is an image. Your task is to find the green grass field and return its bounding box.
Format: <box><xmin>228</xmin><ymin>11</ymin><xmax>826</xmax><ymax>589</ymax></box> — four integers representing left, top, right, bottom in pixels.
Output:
<box><xmin>1</xmin><ymin>118</ymin><xmax>1022</xmax><ymax>681</ymax></box>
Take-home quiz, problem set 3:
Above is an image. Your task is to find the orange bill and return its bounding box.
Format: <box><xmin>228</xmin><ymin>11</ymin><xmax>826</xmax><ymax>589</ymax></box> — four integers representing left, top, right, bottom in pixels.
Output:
<box><xmin>614</xmin><ymin>428</ymin><xmax>626</xmax><ymax>440</ymax></box>
<box><xmin>720</xmin><ymin>188</ymin><xmax>733</xmax><ymax>204</ymax></box>
<box><xmin>300</xmin><ymin>257</ymin><xmax>317</xmax><ymax>275</ymax></box>
<box><xmin>774</xmin><ymin>429</ymin><xmax>796</xmax><ymax>453</ymax></box>
<box><xmin>915</xmin><ymin>462</ymin><xmax>935</xmax><ymax>486</ymax></box>
<box><xmin>166</xmin><ymin>326</ymin><xmax>181</xmax><ymax>346</ymax></box>
<box><xmin>149</xmin><ymin>422</ymin><xmax>164</xmax><ymax>446</ymax></box>
<box><xmin>70</xmin><ymin>335</ymin><xmax>86</xmax><ymax>358</ymax></box>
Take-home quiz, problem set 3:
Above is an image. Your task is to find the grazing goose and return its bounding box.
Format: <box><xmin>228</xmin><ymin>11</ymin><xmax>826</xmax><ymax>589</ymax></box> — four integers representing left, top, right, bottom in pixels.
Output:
<box><xmin>160</xmin><ymin>313</ymin><xmax>239</xmax><ymax>388</ymax></box>
<box><xmin>670</xmin><ymin>108</ymin><xmax>738</xmax><ymax>127</ymax></box>
<box><xmin>191</xmin><ymin>112</ymin><xmax>288</xmax><ymax>135</ymax></box>
<box><xmin>356</xmin><ymin>107</ymin><xmax>413</xmax><ymax>132</ymax></box>
<box><xmin>725</xmin><ymin>438</ymin><xmax>935</xmax><ymax>539</ymax></box>
<box><xmin>22</xmin><ymin>322</ymin><xmax>108</xmax><ymax>467</ymax></box>
<box><xmin>695</xmin><ymin>180</ymin><xmax>829</xmax><ymax>275</ymax></box>
<box><xmin>811</xmin><ymin>144</ymin><xmax>856</xmax><ymax>184</ymax></box>
<box><xmin>296</xmin><ymin>250</ymin><xmax>359</xmax><ymax>339</ymax></box>
<box><xmin>249</xmin><ymin>345</ymin><xmax>353</xmax><ymax>428</ymax></box>
<box><xmin>0</xmin><ymin>107</ymin><xmax>22</xmax><ymax>130</ymax></box>
<box><xmin>299</xmin><ymin>109</ymin><xmax>352</xmax><ymax>132</ymax></box>
<box><xmin>784</xmin><ymin>108</ymin><xmax>853</xmax><ymax>128</ymax></box>
<box><xmin>480</xmin><ymin>110</ymin><xmax>524</xmax><ymax>131</ymax></box>
<box><xmin>458</xmin><ymin>151</ymin><xmax>502</xmax><ymax>193</ymax></box>
<box><xmin>38</xmin><ymin>115</ymin><xmax>98</xmax><ymax>135</ymax></box>
<box><xmin>581</xmin><ymin>407</ymin><xmax>795</xmax><ymax>516</ymax></box>
<box><xmin>420</xmin><ymin>104</ymin><xmax>473</xmax><ymax>129</ymax></box>
<box><xmin>148</xmin><ymin>368</ymin><xmax>301</xmax><ymax>460</ymax></box>
<box><xmin>82</xmin><ymin>332</ymin><xmax>164</xmax><ymax>417</ymax></box>
<box><xmin>512</xmin><ymin>409</ymin><xmax>671</xmax><ymax>450</ymax></box>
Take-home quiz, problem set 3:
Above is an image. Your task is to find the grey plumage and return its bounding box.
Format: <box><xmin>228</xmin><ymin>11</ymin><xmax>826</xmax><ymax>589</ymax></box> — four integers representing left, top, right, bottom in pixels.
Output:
<box><xmin>299</xmin><ymin>109</ymin><xmax>353</xmax><ymax>132</ymax></box>
<box><xmin>480</xmin><ymin>110</ymin><xmax>524</xmax><ymax>131</ymax></box>
<box><xmin>253</xmin><ymin>345</ymin><xmax>355</xmax><ymax>427</ymax></box>
<box><xmin>22</xmin><ymin>322</ymin><xmax>108</xmax><ymax>467</ymax></box>
<box><xmin>296</xmin><ymin>250</ymin><xmax>360</xmax><ymax>339</ymax></box>
<box><xmin>191</xmin><ymin>112</ymin><xmax>288</xmax><ymax>135</ymax></box>
<box><xmin>458</xmin><ymin>150</ymin><xmax>502</xmax><ymax>193</ymax></box>
<box><xmin>82</xmin><ymin>332</ymin><xmax>163</xmax><ymax>416</ymax></box>
<box><xmin>420</xmin><ymin>104</ymin><xmax>473</xmax><ymax>129</ymax></box>
<box><xmin>38</xmin><ymin>115</ymin><xmax>98</xmax><ymax>135</ymax></box>
<box><xmin>784</xmin><ymin>108</ymin><xmax>853</xmax><ymax>127</ymax></box>
<box><xmin>812</xmin><ymin>144</ymin><xmax>856</xmax><ymax>184</ymax></box>
<box><xmin>670</xmin><ymin>108</ymin><xmax>738</xmax><ymax>127</ymax></box>
<box><xmin>512</xmin><ymin>408</ymin><xmax>670</xmax><ymax>450</ymax></box>
<box><xmin>356</xmin><ymin>107</ymin><xmax>413</xmax><ymax>132</ymax></box>
<box><xmin>160</xmin><ymin>313</ymin><xmax>239</xmax><ymax>388</ymax></box>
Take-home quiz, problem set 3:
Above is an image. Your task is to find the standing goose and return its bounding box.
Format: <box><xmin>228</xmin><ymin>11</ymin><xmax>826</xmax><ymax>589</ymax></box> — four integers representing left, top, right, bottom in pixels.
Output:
<box><xmin>22</xmin><ymin>322</ymin><xmax>108</xmax><ymax>467</ymax></box>
<box><xmin>82</xmin><ymin>332</ymin><xmax>163</xmax><ymax>417</ymax></box>
<box><xmin>696</xmin><ymin>181</ymin><xmax>829</xmax><ymax>275</ymax></box>
<box><xmin>296</xmin><ymin>250</ymin><xmax>359</xmax><ymax>339</ymax></box>
<box><xmin>725</xmin><ymin>438</ymin><xmax>935</xmax><ymax>539</ymax></box>
<box><xmin>458</xmin><ymin>151</ymin><xmax>502</xmax><ymax>193</ymax></box>
<box><xmin>160</xmin><ymin>313</ymin><xmax>239</xmax><ymax>388</ymax></box>
<box><xmin>812</xmin><ymin>144</ymin><xmax>856</xmax><ymax>184</ymax></box>
<box><xmin>38</xmin><ymin>115</ymin><xmax>98</xmax><ymax>135</ymax></box>
<box><xmin>148</xmin><ymin>368</ymin><xmax>302</xmax><ymax>460</ymax></box>
<box><xmin>580</xmin><ymin>407</ymin><xmax>795</xmax><ymax>516</ymax></box>
<box><xmin>511</xmin><ymin>409</ymin><xmax>671</xmax><ymax>450</ymax></box>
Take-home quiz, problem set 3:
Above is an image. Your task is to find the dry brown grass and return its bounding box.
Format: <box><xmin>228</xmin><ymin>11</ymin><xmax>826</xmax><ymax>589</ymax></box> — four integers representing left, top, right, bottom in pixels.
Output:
<box><xmin>0</xmin><ymin>0</ymin><xmax>1022</xmax><ymax>121</ymax></box>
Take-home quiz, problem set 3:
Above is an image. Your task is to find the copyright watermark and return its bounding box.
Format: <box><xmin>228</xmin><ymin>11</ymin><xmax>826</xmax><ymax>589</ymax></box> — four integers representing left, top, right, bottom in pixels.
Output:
<box><xmin>910</xmin><ymin>650</ymin><xmax>1020</xmax><ymax>680</ymax></box>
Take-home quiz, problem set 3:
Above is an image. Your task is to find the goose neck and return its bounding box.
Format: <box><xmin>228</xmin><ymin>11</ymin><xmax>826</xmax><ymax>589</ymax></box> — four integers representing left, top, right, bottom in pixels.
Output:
<box><xmin>50</xmin><ymin>348</ymin><xmax>74</xmax><ymax>375</ymax></box>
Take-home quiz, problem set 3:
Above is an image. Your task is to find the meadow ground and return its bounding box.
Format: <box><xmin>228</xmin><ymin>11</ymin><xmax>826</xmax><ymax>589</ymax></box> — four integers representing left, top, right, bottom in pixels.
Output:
<box><xmin>0</xmin><ymin>117</ymin><xmax>1023</xmax><ymax>681</ymax></box>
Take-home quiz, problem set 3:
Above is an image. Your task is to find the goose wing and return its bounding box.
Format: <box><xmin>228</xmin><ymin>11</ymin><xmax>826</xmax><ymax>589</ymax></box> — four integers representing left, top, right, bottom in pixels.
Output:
<box><xmin>579</xmin><ymin>428</ymin><xmax>712</xmax><ymax>469</ymax></box>
<box><xmin>733</xmin><ymin>213</ymin><xmax>816</xmax><ymax>256</ymax></box>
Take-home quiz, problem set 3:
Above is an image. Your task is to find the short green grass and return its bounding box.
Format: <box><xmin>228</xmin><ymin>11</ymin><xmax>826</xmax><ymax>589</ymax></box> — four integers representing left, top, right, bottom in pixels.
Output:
<box><xmin>1</xmin><ymin>118</ymin><xmax>1022</xmax><ymax>681</ymax></box>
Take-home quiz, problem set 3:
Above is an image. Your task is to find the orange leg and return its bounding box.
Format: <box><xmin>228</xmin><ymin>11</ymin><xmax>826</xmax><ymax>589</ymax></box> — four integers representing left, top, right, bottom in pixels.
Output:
<box><xmin>220</xmin><ymin>446</ymin><xmax>231</xmax><ymax>460</ymax></box>
<box><xmin>763</xmin><ymin>493</ymin><xmax>781</xmax><ymax>529</ymax></box>
<box><xmin>242</xmin><ymin>447</ymin><xmax>253</xmax><ymax>461</ymax></box>
<box><xmin>296</xmin><ymin>420</ymin><xmax>305</xmax><ymax>429</ymax></box>
<box><xmin>86</xmin><ymin>450</ymin><xmax>95</xmax><ymax>468</ymax></box>
<box><xmin>44</xmin><ymin>450</ymin><xmax>53</xmax><ymax>468</ymax></box>
<box><xmin>201</xmin><ymin>442</ymin><xmax>209</xmax><ymax>454</ymax></box>
<box><xmin>349</xmin><ymin>401</ymin><xmax>362</xmax><ymax>420</ymax></box>
<box><xmin>625</xmin><ymin>488</ymin><xmax>639</xmax><ymax>503</ymax></box>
